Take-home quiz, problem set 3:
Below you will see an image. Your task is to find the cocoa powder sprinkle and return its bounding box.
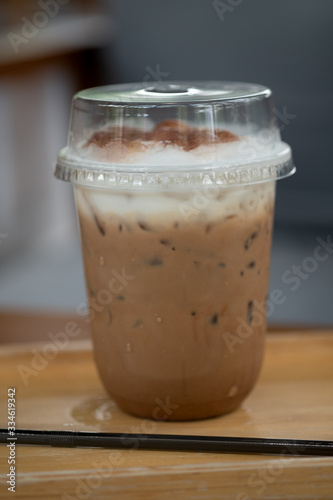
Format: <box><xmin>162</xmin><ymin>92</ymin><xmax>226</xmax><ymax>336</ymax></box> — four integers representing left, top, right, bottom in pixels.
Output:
<box><xmin>85</xmin><ymin>120</ymin><xmax>239</xmax><ymax>152</ymax></box>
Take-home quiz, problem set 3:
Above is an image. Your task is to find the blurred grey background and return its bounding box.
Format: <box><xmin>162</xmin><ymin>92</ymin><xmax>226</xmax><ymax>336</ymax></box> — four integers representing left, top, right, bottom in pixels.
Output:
<box><xmin>0</xmin><ymin>0</ymin><xmax>332</xmax><ymax>327</ymax></box>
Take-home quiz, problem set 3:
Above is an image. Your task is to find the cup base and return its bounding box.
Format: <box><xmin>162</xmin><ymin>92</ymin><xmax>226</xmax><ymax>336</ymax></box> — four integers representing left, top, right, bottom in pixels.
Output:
<box><xmin>111</xmin><ymin>393</ymin><xmax>246</xmax><ymax>421</ymax></box>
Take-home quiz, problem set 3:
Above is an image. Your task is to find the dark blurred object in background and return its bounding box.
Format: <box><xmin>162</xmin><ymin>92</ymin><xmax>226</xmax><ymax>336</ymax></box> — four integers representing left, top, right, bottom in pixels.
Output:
<box><xmin>107</xmin><ymin>0</ymin><xmax>333</xmax><ymax>229</ymax></box>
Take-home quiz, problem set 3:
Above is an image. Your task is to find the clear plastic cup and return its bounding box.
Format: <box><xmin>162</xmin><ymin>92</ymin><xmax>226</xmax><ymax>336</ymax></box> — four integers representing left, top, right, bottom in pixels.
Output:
<box><xmin>55</xmin><ymin>82</ymin><xmax>295</xmax><ymax>420</ymax></box>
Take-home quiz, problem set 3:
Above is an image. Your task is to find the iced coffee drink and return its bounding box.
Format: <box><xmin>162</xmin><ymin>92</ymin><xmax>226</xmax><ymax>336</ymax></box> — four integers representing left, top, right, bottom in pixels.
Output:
<box><xmin>55</xmin><ymin>83</ymin><xmax>295</xmax><ymax>420</ymax></box>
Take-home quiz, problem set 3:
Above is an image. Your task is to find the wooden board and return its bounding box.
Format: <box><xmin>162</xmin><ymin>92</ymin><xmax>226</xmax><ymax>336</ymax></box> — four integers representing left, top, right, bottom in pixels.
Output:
<box><xmin>0</xmin><ymin>330</ymin><xmax>333</xmax><ymax>499</ymax></box>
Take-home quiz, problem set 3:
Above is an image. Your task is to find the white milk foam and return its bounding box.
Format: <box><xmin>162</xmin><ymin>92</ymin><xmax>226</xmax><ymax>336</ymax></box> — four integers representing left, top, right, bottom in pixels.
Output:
<box><xmin>76</xmin><ymin>182</ymin><xmax>275</xmax><ymax>226</ymax></box>
<box><xmin>76</xmin><ymin>127</ymin><xmax>277</xmax><ymax>223</ymax></box>
<box><xmin>80</xmin><ymin>131</ymin><xmax>283</xmax><ymax>168</ymax></box>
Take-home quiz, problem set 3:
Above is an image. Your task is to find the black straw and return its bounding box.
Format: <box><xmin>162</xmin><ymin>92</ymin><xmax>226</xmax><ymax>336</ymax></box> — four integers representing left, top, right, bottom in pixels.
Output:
<box><xmin>1</xmin><ymin>429</ymin><xmax>333</xmax><ymax>456</ymax></box>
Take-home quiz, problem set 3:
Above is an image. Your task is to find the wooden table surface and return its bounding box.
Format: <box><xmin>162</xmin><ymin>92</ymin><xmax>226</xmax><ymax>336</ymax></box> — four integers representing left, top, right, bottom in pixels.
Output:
<box><xmin>0</xmin><ymin>326</ymin><xmax>333</xmax><ymax>499</ymax></box>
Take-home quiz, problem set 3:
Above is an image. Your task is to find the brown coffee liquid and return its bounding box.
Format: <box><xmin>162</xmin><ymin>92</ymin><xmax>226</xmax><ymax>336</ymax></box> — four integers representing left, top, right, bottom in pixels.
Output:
<box><xmin>76</xmin><ymin>183</ymin><xmax>275</xmax><ymax>420</ymax></box>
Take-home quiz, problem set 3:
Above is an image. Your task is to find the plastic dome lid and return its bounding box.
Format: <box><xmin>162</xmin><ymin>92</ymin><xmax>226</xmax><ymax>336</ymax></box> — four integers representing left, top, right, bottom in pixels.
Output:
<box><xmin>55</xmin><ymin>81</ymin><xmax>295</xmax><ymax>190</ymax></box>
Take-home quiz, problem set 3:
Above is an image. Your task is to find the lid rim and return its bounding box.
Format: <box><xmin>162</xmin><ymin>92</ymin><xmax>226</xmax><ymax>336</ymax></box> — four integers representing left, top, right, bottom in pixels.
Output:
<box><xmin>55</xmin><ymin>151</ymin><xmax>295</xmax><ymax>190</ymax></box>
<box><xmin>56</xmin><ymin>142</ymin><xmax>292</xmax><ymax>174</ymax></box>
